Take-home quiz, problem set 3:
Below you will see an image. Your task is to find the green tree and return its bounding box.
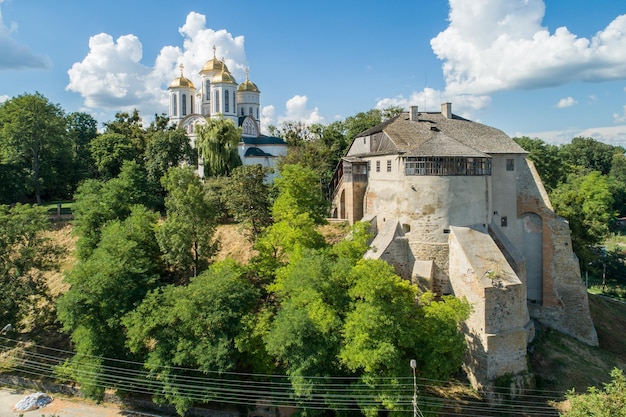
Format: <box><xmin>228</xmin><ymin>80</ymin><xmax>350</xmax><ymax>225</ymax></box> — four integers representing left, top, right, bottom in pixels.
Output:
<box><xmin>196</xmin><ymin>116</ymin><xmax>242</xmax><ymax>177</ymax></box>
<box><xmin>551</xmin><ymin>171</ymin><xmax>615</xmax><ymax>264</ymax></box>
<box><xmin>272</xmin><ymin>164</ymin><xmax>329</xmax><ymax>225</ymax></box>
<box><xmin>343</xmin><ymin>109</ymin><xmax>383</xmax><ymax>142</ymax></box>
<box><xmin>144</xmin><ymin>129</ymin><xmax>194</xmax><ymax>185</ymax></box>
<box><xmin>0</xmin><ymin>92</ymin><xmax>70</xmax><ymax>204</ymax></box>
<box><xmin>72</xmin><ymin>160</ymin><xmax>157</xmax><ymax>259</ymax></box>
<box><xmin>560</xmin><ymin>137</ymin><xmax>622</xmax><ymax>176</ymax></box>
<box><xmin>56</xmin><ymin>206</ymin><xmax>162</xmax><ymax>399</ymax></box>
<box><xmin>157</xmin><ymin>167</ymin><xmax>218</xmax><ymax>279</ymax></box>
<box><xmin>103</xmin><ymin>109</ymin><xmax>146</xmax><ymax>153</ymax></box>
<box><xmin>0</xmin><ymin>204</ymin><xmax>61</xmax><ymax>329</ymax></box>
<box><xmin>124</xmin><ymin>260</ymin><xmax>259</xmax><ymax>415</ymax></box>
<box><xmin>89</xmin><ymin>133</ymin><xmax>139</xmax><ymax>180</ymax></box>
<box><xmin>563</xmin><ymin>368</ymin><xmax>626</xmax><ymax>416</ymax></box>
<box><xmin>66</xmin><ymin>111</ymin><xmax>99</xmax><ymax>185</ymax></box>
<box><xmin>226</xmin><ymin>164</ymin><xmax>273</xmax><ymax>241</ymax></box>
<box><xmin>340</xmin><ymin>261</ymin><xmax>470</xmax><ymax>416</ymax></box>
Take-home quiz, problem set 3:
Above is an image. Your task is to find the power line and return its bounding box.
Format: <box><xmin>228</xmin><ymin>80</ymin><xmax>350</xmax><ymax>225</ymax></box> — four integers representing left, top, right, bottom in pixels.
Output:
<box><xmin>0</xmin><ymin>336</ymin><xmax>565</xmax><ymax>415</ymax></box>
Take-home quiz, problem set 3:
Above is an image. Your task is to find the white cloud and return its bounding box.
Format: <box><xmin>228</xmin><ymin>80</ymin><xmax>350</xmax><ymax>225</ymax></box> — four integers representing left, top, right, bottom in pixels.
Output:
<box><xmin>556</xmin><ymin>97</ymin><xmax>577</xmax><ymax>108</ymax></box>
<box><xmin>375</xmin><ymin>87</ymin><xmax>491</xmax><ymax>118</ymax></box>
<box><xmin>0</xmin><ymin>94</ymin><xmax>9</xmax><ymax>103</ymax></box>
<box><xmin>277</xmin><ymin>95</ymin><xmax>325</xmax><ymax>126</ymax></box>
<box><xmin>0</xmin><ymin>1</ymin><xmax>48</xmax><ymax>70</ymax></box>
<box><xmin>66</xmin><ymin>12</ymin><xmax>246</xmax><ymax>119</ymax></box>
<box><xmin>516</xmin><ymin>125</ymin><xmax>626</xmax><ymax>148</ymax></box>
<box><xmin>614</xmin><ymin>105</ymin><xmax>626</xmax><ymax>123</ymax></box>
<box><xmin>431</xmin><ymin>0</ymin><xmax>626</xmax><ymax>95</ymax></box>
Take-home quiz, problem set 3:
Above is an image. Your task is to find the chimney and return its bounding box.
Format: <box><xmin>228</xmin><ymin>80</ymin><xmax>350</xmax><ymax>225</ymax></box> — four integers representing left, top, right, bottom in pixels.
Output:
<box><xmin>441</xmin><ymin>102</ymin><xmax>452</xmax><ymax>118</ymax></box>
<box><xmin>409</xmin><ymin>106</ymin><xmax>419</xmax><ymax>121</ymax></box>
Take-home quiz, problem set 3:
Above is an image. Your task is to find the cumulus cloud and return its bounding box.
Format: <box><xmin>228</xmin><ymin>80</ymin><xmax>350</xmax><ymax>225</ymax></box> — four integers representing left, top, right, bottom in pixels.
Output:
<box><xmin>277</xmin><ymin>95</ymin><xmax>325</xmax><ymax>125</ymax></box>
<box><xmin>66</xmin><ymin>12</ymin><xmax>246</xmax><ymax>117</ymax></box>
<box><xmin>431</xmin><ymin>0</ymin><xmax>626</xmax><ymax>95</ymax></box>
<box><xmin>0</xmin><ymin>1</ymin><xmax>48</xmax><ymax>70</ymax></box>
<box><xmin>375</xmin><ymin>87</ymin><xmax>491</xmax><ymax>118</ymax></box>
<box><xmin>0</xmin><ymin>94</ymin><xmax>9</xmax><ymax>103</ymax></box>
<box><xmin>556</xmin><ymin>97</ymin><xmax>577</xmax><ymax>108</ymax></box>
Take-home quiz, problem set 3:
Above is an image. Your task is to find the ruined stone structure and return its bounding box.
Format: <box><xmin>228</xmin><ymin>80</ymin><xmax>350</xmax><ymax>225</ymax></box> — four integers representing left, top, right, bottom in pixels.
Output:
<box><xmin>330</xmin><ymin>104</ymin><xmax>598</xmax><ymax>391</ymax></box>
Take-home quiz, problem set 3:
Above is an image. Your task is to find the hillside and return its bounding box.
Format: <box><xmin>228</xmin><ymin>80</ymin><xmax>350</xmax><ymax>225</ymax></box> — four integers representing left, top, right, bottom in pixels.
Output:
<box><xmin>13</xmin><ymin>222</ymin><xmax>626</xmax><ymax>416</ymax></box>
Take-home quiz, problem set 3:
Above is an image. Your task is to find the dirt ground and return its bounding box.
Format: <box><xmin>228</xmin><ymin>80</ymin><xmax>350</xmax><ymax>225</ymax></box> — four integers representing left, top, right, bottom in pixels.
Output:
<box><xmin>0</xmin><ymin>387</ymin><xmax>159</xmax><ymax>417</ymax></box>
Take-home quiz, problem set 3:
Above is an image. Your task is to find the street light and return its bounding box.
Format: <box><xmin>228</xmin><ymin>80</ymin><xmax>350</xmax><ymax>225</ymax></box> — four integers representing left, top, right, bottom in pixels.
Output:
<box><xmin>410</xmin><ymin>359</ymin><xmax>424</xmax><ymax>417</ymax></box>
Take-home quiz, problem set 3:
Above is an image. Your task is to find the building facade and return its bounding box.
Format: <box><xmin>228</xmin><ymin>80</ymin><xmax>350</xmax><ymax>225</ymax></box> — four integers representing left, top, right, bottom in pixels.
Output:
<box><xmin>330</xmin><ymin>103</ymin><xmax>598</xmax><ymax>392</ymax></box>
<box><xmin>167</xmin><ymin>47</ymin><xmax>287</xmax><ymax>179</ymax></box>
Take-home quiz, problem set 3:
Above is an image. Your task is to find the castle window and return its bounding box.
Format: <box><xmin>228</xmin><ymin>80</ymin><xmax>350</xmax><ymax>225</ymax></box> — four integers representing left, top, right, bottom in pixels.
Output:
<box><xmin>506</xmin><ymin>158</ymin><xmax>514</xmax><ymax>171</ymax></box>
<box><xmin>172</xmin><ymin>94</ymin><xmax>177</xmax><ymax>116</ymax></box>
<box><xmin>404</xmin><ymin>157</ymin><xmax>492</xmax><ymax>176</ymax></box>
<box><xmin>215</xmin><ymin>90</ymin><xmax>220</xmax><ymax>113</ymax></box>
<box><xmin>376</xmin><ymin>161</ymin><xmax>380</xmax><ymax>172</ymax></box>
<box><xmin>224</xmin><ymin>90</ymin><xmax>229</xmax><ymax>112</ymax></box>
<box><xmin>387</xmin><ymin>160</ymin><xmax>392</xmax><ymax>172</ymax></box>
<box><xmin>182</xmin><ymin>94</ymin><xmax>187</xmax><ymax>116</ymax></box>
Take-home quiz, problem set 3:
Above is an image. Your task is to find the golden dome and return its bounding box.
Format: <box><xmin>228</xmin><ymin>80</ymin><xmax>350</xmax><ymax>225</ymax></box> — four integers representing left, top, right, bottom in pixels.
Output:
<box><xmin>213</xmin><ymin>60</ymin><xmax>237</xmax><ymax>84</ymax></box>
<box><xmin>200</xmin><ymin>45</ymin><xmax>224</xmax><ymax>74</ymax></box>
<box><xmin>238</xmin><ymin>67</ymin><xmax>260</xmax><ymax>93</ymax></box>
<box><xmin>169</xmin><ymin>64</ymin><xmax>195</xmax><ymax>89</ymax></box>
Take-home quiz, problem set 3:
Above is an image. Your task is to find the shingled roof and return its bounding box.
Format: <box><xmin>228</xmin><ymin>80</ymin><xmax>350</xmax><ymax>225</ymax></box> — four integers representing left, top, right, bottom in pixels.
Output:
<box><xmin>353</xmin><ymin>111</ymin><xmax>527</xmax><ymax>157</ymax></box>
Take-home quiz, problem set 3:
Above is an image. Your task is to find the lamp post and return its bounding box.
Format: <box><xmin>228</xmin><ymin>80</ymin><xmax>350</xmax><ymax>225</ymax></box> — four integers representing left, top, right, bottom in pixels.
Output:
<box><xmin>410</xmin><ymin>359</ymin><xmax>424</xmax><ymax>417</ymax></box>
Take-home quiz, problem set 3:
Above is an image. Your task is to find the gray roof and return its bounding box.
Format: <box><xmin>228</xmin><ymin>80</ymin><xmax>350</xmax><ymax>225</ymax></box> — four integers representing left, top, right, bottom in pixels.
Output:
<box><xmin>353</xmin><ymin>112</ymin><xmax>527</xmax><ymax>157</ymax></box>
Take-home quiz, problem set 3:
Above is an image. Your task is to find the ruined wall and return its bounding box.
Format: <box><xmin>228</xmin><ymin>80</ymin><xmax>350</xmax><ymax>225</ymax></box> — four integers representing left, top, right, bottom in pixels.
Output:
<box><xmin>448</xmin><ymin>226</ymin><xmax>531</xmax><ymax>389</ymax></box>
<box><xmin>517</xmin><ymin>159</ymin><xmax>598</xmax><ymax>346</ymax></box>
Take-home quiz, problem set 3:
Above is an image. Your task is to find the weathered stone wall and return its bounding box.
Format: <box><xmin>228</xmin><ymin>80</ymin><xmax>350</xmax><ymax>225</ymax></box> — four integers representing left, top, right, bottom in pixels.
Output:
<box><xmin>517</xmin><ymin>159</ymin><xmax>598</xmax><ymax>346</ymax></box>
<box><xmin>448</xmin><ymin>226</ymin><xmax>530</xmax><ymax>389</ymax></box>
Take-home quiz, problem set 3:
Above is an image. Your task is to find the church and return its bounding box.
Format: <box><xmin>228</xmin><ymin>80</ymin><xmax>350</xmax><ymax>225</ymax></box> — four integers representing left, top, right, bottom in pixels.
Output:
<box><xmin>167</xmin><ymin>47</ymin><xmax>287</xmax><ymax>179</ymax></box>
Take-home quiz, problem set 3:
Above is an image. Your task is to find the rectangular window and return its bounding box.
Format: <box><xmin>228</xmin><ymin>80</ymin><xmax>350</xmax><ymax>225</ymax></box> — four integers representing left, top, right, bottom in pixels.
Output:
<box><xmin>501</xmin><ymin>216</ymin><xmax>508</xmax><ymax>227</ymax></box>
<box><xmin>506</xmin><ymin>159</ymin><xmax>514</xmax><ymax>171</ymax></box>
<box><xmin>376</xmin><ymin>161</ymin><xmax>380</xmax><ymax>172</ymax></box>
<box><xmin>363</xmin><ymin>137</ymin><xmax>367</xmax><ymax>144</ymax></box>
<box><xmin>387</xmin><ymin>160</ymin><xmax>392</xmax><ymax>172</ymax></box>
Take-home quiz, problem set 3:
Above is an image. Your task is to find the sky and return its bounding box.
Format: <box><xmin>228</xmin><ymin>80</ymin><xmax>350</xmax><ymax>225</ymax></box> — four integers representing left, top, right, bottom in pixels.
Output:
<box><xmin>1</xmin><ymin>0</ymin><xmax>626</xmax><ymax>147</ymax></box>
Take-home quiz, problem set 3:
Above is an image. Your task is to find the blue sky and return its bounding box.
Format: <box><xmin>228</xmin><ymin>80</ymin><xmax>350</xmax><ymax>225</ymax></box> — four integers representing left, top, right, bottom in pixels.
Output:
<box><xmin>2</xmin><ymin>0</ymin><xmax>626</xmax><ymax>147</ymax></box>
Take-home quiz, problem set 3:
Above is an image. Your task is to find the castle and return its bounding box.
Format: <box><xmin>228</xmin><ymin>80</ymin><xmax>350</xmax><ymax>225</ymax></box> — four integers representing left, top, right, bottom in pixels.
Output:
<box><xmin>167</xmin><ymin>47</ymin><xmax>287</xmax><ymax>179</ymax></box>
<box><xmin>330</xmin><ymin>104</ymin><xmax>598</xmax><ymax>391</ymax></box>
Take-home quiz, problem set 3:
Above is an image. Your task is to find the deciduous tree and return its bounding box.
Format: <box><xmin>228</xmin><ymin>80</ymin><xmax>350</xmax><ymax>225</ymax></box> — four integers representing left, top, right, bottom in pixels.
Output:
<box><xmin>196</xmin><ymin>116</ymin><xmax>242</xmax><ymax>177</ymax></box>
<box><xmin>0</xmin><ymin>92</ymin><xmax>70</xmax><ymax>203</ymax></box>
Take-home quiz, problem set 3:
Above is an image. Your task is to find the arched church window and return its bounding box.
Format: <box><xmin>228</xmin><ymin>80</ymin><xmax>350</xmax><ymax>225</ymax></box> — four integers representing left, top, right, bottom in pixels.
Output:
<box><xmin>256</xmin><ymin>108</ymin><xmax>259</xmax><ymax>119</ymax></box>
<box><xmin>215</xmin><ymin>90</ymin><xmax>220</xmax><ymax>113</ymax></box>
<box><xmin>249</xmin><ymin>107</ymin><xmax>253</xmax><ymax>116</ymax></box>
<box><xmin>190</xmin><ymin>97</ymin><xmax>194</xmax><ymax>114</ymax></box>
<box><xmin>241</xmin><ymin>107</ymin><xmax>244</xmax><ymax>116</ymax></box>
<box><xmin>182</xmin><ymin>94</ymin><xmax>187</xmax><ymax>116</ymax></box>
<box><xmin>172</xmin><ymin>94</ymin><xmax>177</xmax><ymax>116</ymax></box>
<box><xmin>205</xmin><ymin>80</ymin><xmax>210</xmax><ymax>100</ymax></box>
<box><xmin>225</xmin><ymin>90</ymin><xmax>229</xmax><ymax>113</ymax></box>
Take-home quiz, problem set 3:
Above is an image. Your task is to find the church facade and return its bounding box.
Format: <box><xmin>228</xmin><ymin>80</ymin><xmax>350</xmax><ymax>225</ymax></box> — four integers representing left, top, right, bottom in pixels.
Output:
<box><xmin>167</xmin><ymin>47</ymin><xmax>287</xmax><ymax>179</ymax></box>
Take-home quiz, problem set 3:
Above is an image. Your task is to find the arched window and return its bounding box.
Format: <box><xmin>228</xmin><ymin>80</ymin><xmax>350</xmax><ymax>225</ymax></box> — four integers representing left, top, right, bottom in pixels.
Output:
<box><xmin>241</xmin><ymin>107</ymin><xmax>244</xmax><ymax>116</ymax></box>
<box><xmin>190</xmin><ymin>97</ymin><xmax>194</xmax><ymax>114</ymax></box>
<box><xmin>256</xmin><ymin>108</ymin><xmax>259</xmax><ymax>118</ymax></box>
<box><xmin>215</xmin><ymin>90</ymin><xmax>220</xmax><ymax>113</ymax></box>
<box><xmin>182</xmin><ymin>94</ymin><xmax>187</xmax><ymax>116</ymax></box>
<box><xmin>224</xmin><ymin>90</ymin><xmax>229</xmax><ymax>113</ymax></box>
<box><xmin>172</xmin><ymin>94</ymin><xmax>177</xmax><ymax>116</ymax></box>
<box><xmin>205</xmin><ymin>80</ymin><xmax>210</xmax><ymax>100</ymax></box>
<box><xmin>249</xmin><ymin>107</ymin><xmax>253</xmax><ymax>116</ymax></box>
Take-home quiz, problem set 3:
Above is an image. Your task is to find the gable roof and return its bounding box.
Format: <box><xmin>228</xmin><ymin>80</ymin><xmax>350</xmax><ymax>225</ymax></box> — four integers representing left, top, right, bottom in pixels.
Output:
<box><xmin>351</xmin><ymin>111</ymin><xmax>526</xmax><ymax>157</ymax></box>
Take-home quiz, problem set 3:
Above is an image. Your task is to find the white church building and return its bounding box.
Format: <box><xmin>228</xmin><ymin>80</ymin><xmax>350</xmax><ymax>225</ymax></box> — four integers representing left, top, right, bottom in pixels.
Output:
<box><xmin>167</xmin><ymin>47</ymin><xmax>287</xmax><ymax>179</ymax></box>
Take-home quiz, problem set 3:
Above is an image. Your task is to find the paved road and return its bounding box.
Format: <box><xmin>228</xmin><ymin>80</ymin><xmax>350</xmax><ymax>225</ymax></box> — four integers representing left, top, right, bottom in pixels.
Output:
<box><xmin>0</xmin><ymin>387</ymin><xmax>164</xmax><ymax>417</ymax></box>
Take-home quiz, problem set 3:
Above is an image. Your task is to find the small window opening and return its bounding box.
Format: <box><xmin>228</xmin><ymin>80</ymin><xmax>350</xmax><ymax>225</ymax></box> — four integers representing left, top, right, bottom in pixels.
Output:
<box><xmin>506</xmin><ymin>159</ymin><xmax>514</xmax><ymax>171</ymax></box>
<box><xmin>501</xmin><ymin>216</ymin><xmax>508</xmax><ymax>227</ymax></box>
